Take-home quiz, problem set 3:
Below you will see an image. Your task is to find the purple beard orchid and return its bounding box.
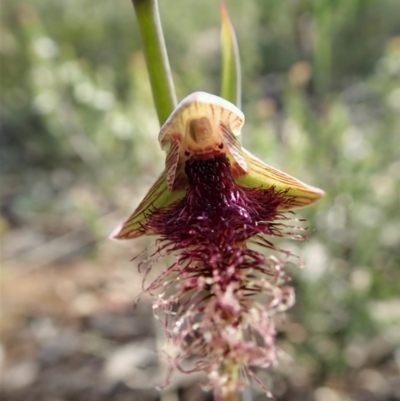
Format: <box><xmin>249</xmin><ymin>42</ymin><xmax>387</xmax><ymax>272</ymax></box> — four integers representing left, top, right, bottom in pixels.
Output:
<box><xmin>112</xmin><ymin>92</ymin><xmax>324</xmax><ymax>399</ymax></box>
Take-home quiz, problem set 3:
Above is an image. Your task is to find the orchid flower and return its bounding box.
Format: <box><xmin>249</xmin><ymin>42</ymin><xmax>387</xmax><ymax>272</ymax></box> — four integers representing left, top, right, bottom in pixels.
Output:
<box><xmin>111</xmin><ymin>93</ymin><xmax>324</xmax><ymax>399</ymax></box>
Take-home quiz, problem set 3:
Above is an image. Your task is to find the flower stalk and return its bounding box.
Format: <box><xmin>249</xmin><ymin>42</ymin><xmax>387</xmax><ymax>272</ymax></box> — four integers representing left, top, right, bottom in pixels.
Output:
<box><xmin>131</xmin><ymin>0</ymin><xmax>177</xmax><ymax>125</ymax></box>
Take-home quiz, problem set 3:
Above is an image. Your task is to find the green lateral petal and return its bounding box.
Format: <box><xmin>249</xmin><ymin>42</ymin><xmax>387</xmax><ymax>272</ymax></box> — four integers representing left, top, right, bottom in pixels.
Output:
<box><xmin>235</xmin><ymin>148</ymin><xmax>325</xmax><ymax>210</ymax></box>
<box><xmin>165</xmin><ymin>137</ymin><xmax>181</xmax><ymax>191</ymax></box>
<box><xmin>111</xmin><ymin>170</ymin><xmax>186</xmax><ymax>239</ymax></box>
<box><xmin>220</xmin><ymin>121</ymin><xmax>248</xmax><ymax>174</ymax></box>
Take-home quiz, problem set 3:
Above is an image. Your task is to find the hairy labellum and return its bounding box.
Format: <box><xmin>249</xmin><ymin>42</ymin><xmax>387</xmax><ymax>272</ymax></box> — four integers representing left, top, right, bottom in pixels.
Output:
<box><xmin>134</xmin><ymin>153</ymin><xmax>304</xmax><ymax>397</ymax></box>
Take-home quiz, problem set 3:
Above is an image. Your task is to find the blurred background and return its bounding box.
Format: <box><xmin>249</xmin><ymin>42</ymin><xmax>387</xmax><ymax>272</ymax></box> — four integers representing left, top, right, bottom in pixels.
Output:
<box><xmin>1</xmin><ymin>0</ymin><xmax>400</xmax><ymax>400</ymax></box>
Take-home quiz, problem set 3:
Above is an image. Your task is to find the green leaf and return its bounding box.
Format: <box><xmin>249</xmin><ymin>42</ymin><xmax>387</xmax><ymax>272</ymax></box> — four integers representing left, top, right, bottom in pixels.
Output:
<box><xmin>220</xmin><ymin>3</ymin><xmax>241</xmax><ymax>108</ymax></box>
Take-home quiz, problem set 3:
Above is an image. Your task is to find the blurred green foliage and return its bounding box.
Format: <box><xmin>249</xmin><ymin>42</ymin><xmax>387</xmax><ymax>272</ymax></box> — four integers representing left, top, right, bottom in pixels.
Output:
<box><xmin>1</xmin><ymin>0</ymin><xmax>400</xmax><ymax>396</ymax></box>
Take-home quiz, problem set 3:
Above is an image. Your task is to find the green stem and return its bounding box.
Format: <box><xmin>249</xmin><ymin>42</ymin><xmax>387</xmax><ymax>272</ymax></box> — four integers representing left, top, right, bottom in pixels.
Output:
<box><xmin>131</xmin><ymin>0</ymin><xmax>177</xmax><ymax>125</ymax></box>
<box><xmin>313</xmin><ymin>0</ymin><xmax>332</xmax><ymax>96</ymax></box>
